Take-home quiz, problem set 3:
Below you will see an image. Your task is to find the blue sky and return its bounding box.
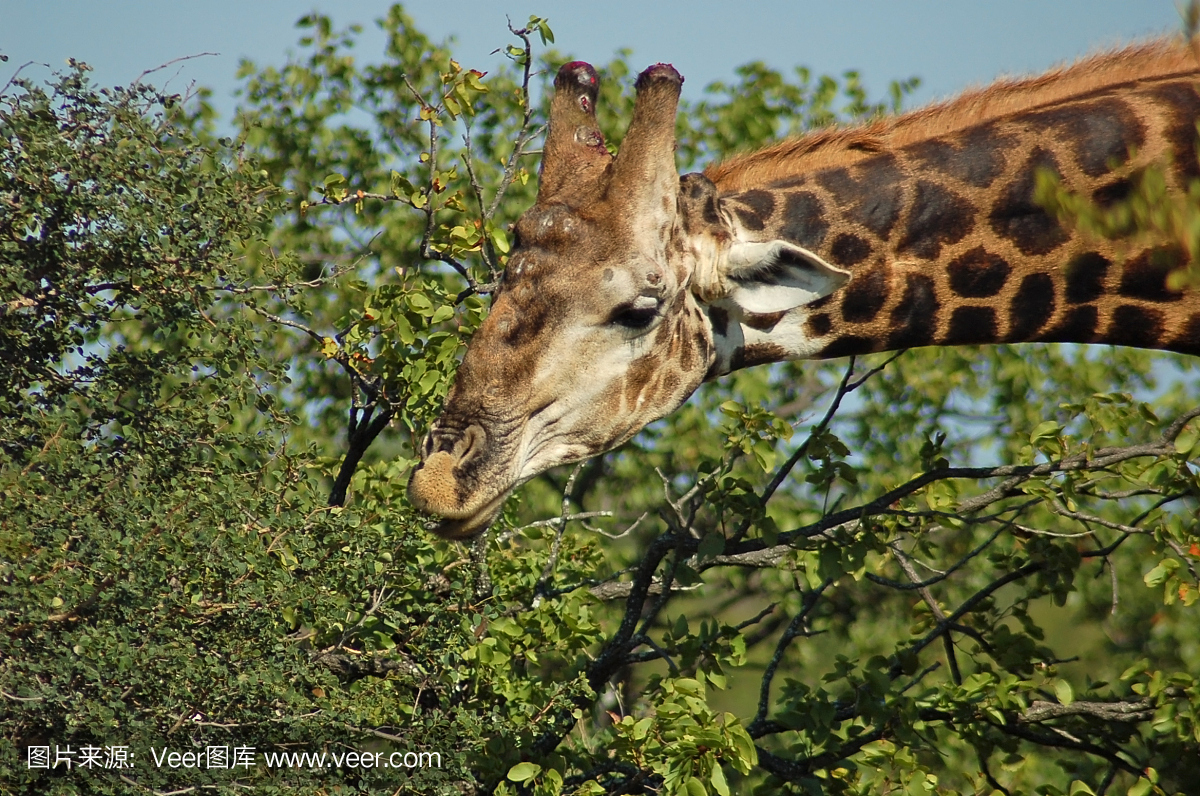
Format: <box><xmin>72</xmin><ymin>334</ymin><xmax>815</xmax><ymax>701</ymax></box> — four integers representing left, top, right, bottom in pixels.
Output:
<box><xmin>1</xmin><ymin>1</ymin><xmax>1185</xmax><ymax>127</ymax></box>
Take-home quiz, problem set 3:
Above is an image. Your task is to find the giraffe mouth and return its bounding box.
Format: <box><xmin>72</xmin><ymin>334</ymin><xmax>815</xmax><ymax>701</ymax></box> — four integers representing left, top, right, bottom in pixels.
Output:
<box><xmin>422</xmin><ymin>486</ymin><xmax>513</xmax><ymax>540</ymax></box>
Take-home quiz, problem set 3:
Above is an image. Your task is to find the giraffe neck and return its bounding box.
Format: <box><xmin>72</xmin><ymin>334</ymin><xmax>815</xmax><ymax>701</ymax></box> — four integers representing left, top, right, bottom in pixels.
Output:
<box><xmin>704</xmin><ymin>43</ymin><xmax>1200</xmax><ymax>372</ymax></box>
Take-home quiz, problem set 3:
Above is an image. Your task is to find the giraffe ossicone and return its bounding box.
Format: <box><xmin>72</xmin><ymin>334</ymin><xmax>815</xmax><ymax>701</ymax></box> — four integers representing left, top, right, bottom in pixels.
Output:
<box><xmin>409</xmin><ymin>41</ymin><xmax>1200</xmax><ymax>538</ymax></box>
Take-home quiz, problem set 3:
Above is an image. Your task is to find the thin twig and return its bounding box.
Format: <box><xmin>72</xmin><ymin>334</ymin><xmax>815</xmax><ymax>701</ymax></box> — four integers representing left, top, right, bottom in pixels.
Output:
<box><xmin>119</xmin><ymin>775</ymin><xmax>197</xmax><ymax>796</ymax></box>
<box><xmin>0</xmin><ymin>688</ymin><xmax>44</xmax><ymax>702</ymax></box>
<box><xmin>629</xmin><ymin>634</ymin><xmax>680</xmax><ymax>674</ymax></box>
<box><xmin>891</xmin><ymin>542</ymin><xmax>962</xmax><ymax>684</ymax></box>
<box><xmin>866</xmin><ymin>522</ymin><xmax>1009</xmax><ymax>591</ymax></box>
<box><xmin>131</xmin><ymin>52</ymin><xmax>219</xmax><ymax>87</ymax></box>
<box><xmin>535</xmin><ymin>464</ymin><xmax>584</xmax><ymax>599</ymax></box>
<box><xmin>585</xmin><ymin>511</ymin><xmax>648</xmax><ymax>540</ymax></box>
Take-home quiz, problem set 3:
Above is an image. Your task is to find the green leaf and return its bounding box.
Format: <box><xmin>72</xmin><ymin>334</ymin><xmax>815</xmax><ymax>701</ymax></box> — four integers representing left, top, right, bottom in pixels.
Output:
<box><xmin>1120</xmin><ymin>659</ymin><xmax>1150</xmax><ymax>681</ymax></box>
<box><xmin>1126</xmin><ymin>779</ymin><xmax>1152</xmax><ymax>796</ymax></box>
<box><xmin>541</xmin><ymin>768</ymin><xmax>563</xmax><ymax>795</ymax></box>
<box><xmin>1144</xmin><ymin>558</ymin><xmax>1179</xmax><ymax>588</ymax></box>
<box><xmin>394</xmin><ymin>313</ymin><xmax>415</xmax><ymax>345</ymax></box>
<box><xmin>507</xmin><ymin>762</ymin><xmax>541</xmax><ymax>783</ymax></box>
<box><xmin>490</xmin><ymin>226</ymin><xmax>511</xmax><ymax>254</ymax></box>
<box><xmin>464</xmin><ymin>70</ymin><xmax>488</xmax><ymax>92</ymax></box>
<box><xmin>408</xmin><ymin>292</ymin><xmax>433</xmax><ymax>312</ymax></box>
<box><xmin>1174</xmin><ymin>423</ymin><xmax>1199</xmax><ymax>454</ymax></box>
<box><xmin>1053</xmin><ymin>679</ymin><xmax>1074</xmax><ymax>707</ymax></box>
<box><xmin>731</xmin><ymin>730</ymin><xmax>758</xmax><ymax>771</ymax></box>
<box><xmin>390</xmin><ymin>169</ymin><xmax>414</xmax><ymax>197</ymax></box>
<box><xmin>1029</xmin><ymin>420</ymin><xmax>1062</xmax><ymax>442</ymax></box>
<box><xmin>710</xmin><ymin>764</ymin><xmax>730</xmax><ymax>796</ymax></box>
<box><xmin>719</xmin><ymin>400</ymin><xmax>743</xmax><ymax>416</ymax></box>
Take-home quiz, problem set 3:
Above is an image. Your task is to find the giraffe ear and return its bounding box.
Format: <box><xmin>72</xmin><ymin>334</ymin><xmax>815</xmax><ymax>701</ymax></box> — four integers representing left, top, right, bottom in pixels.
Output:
<box><xmin>724</xmin><ymin>240</ymin><xmax>850</xmax><ymax>314</ymax></box>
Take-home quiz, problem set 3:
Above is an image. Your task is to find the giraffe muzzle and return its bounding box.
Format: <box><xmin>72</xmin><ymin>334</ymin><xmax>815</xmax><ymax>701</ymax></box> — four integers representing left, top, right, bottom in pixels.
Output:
<box><xmin>407</xmin><ymin>424</ymin><xmax>511</xmax><ymax>539</ymax></box>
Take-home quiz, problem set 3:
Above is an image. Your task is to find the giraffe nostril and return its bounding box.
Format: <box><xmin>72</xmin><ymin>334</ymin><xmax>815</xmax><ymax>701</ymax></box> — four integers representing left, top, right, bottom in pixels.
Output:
<box><xmin>455</xmin><ymin>425</ymin><xmax>487</xmax><ymax>467</ymax></box>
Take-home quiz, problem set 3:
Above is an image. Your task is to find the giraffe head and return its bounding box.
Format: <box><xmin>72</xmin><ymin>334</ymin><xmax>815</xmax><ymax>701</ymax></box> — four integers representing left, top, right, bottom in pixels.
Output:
<box><xmin>407</xmin><ymin>62</ymin><xmax>849</xmax><ymax>538</ymax></box>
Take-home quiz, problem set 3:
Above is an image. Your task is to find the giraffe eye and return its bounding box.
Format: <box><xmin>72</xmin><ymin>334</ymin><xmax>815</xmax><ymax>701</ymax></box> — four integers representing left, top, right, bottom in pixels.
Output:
<box><xmin>610</xmin><ymin>297</ymin><xmax>660</xmax><ymax>330</ymax></box>
<box><xmin>612</xmin><ymin>307</ymin><xmax>657</xmax><ymax>329</ymax></box>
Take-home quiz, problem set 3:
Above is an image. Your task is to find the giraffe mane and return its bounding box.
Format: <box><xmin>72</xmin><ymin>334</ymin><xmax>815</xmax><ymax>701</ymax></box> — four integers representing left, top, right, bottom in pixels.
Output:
<box><xmin>705</xmin><ymin>37</ymin><xmax>1200</xmax><ymax>192</ymax></box>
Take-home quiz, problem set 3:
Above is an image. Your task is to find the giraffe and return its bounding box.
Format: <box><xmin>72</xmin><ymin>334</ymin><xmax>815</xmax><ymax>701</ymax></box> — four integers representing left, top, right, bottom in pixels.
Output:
<box><xmin>408</xmin><ymin>41</ymin><xmax>1200</xmax><ymax>539</ymax></box>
